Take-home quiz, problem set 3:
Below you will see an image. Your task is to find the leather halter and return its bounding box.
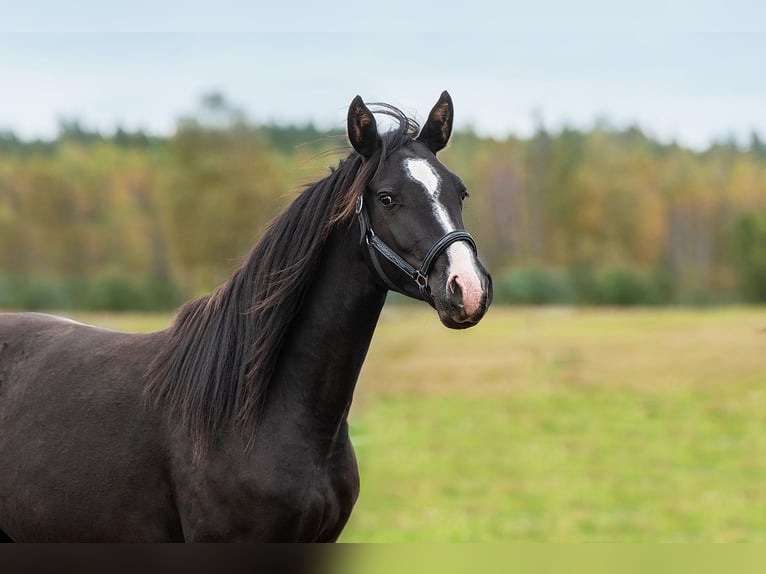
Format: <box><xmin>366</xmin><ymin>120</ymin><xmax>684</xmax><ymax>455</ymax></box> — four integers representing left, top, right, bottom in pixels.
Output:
<box><xmin>356</xmin><ymin>195</ymin><xmax>477</xmax><ymax>304</ymax></box>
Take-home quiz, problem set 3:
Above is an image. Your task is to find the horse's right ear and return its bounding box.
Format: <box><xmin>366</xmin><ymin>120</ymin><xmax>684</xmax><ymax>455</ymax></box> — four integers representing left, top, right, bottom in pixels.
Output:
<box><xmin>417</xmin><ymin>91</ymin><xmax>453</xmax><ymax>154</ymax></box>
<box><xmin>347</xmin><ymin>96</ymin><xmax>380</xmax><ymax>158</ymax></box>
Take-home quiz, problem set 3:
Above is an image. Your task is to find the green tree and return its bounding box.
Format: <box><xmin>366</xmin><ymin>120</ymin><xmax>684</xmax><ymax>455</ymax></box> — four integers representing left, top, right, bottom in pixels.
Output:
<box><xmin>158</xmin><ymin>97</ymin><xmax>286</xmax><ymax>294</ymax></box>
<box><xmin>731</xmin><ymin>214</ymin><xmax>766</xmax><ymax>301</ymax></box>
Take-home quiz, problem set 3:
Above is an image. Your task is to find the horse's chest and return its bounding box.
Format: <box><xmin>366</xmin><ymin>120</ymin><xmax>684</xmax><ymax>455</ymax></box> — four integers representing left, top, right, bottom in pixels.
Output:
<box><xmin>290</xmin><ymin>469</ymin><xmax>356</xmax><ymax>541</ymax></box>
<box><xmin>275</xmin><ymin>452</ymin><xmax>360</xmax><ymax>541</ymax></box>
<box><xmin>175</xmin><ymin>445</ymin><xmax>359</xmax><ymax>541</ymax></box>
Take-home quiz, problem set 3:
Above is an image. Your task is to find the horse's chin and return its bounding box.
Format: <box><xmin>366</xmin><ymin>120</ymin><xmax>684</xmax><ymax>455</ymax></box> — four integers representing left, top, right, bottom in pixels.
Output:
<box><xmin>435</xmin><ymin>304</ymin><xmax>488</xmax><ymax>330</ymax></box>
<box><xmin>439</xmin><ymin>315</ymin><xmax>480</xmax><ymax>330</ymax></box>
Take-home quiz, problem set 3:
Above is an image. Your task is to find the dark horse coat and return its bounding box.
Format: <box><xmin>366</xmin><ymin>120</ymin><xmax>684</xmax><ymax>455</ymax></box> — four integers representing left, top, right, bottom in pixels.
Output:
<box><xmin>0</xmin><ymin>93</ymin><xmax>492</xmax><ymax>541</ymax></box>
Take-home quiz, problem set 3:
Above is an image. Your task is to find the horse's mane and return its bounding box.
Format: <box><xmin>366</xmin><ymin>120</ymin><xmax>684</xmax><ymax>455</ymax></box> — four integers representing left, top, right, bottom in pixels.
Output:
<box><xmin>145</xmin><ymin>104</ymin><xmax>419</xmax><ymax>451</ymax></box>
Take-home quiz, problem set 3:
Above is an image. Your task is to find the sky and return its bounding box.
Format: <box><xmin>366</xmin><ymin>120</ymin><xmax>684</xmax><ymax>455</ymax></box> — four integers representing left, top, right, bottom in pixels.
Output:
<box><xmin>2</xmin><ymin>1</ymin><xmax>765</xmax><ymax>149</ymax></box>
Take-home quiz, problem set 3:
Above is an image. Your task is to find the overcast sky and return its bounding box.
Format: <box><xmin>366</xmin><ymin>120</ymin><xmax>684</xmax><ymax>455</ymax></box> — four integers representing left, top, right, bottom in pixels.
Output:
<box><xmin>2</xmin><ymin>1</ymin><xmax>765</xmax><ymax>148</ymax></box>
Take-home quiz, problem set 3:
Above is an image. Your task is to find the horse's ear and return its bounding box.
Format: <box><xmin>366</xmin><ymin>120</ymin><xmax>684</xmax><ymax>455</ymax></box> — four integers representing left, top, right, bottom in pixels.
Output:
<box><xmin>347</xmin><ymin>95</ymin><xmax>380</xmax><ymax>158</ymax></box>
<box><xmin>417</xmin><ymin>91</ymin><xmax>454</xmax><ymax>154</ymax></box>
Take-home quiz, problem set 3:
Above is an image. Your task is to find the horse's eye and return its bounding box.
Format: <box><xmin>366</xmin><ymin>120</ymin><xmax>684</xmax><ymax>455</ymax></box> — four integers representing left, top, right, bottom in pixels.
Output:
<box><xmin>379</xmin><ymin>193</ymin><xmax>394</xmax><ymax>207</ymax></box>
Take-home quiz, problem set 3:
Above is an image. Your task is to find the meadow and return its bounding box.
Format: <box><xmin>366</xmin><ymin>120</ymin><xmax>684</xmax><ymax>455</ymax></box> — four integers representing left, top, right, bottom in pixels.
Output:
<box><xmin>62</xmin><ymin>306</ymin><xmax>766</xmax><ymax>542</ymax></box>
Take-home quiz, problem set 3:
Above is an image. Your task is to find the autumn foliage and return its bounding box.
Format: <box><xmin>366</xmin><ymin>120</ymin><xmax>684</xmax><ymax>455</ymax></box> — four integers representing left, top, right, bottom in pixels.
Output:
<box><xmin>1</xmin><ymin>97</ymin><xmax>764</xmax><ymax>309</ymax></box>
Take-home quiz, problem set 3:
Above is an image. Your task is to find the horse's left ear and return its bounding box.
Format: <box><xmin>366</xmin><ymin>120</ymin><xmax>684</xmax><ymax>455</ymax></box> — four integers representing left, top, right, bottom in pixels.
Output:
<box><xmin>347</xmin><ymin>95</ymin><xmax>380</xmax><ymax>158</ymax></box>
<box><xmin>417</xmin><ymin>91</ymin><xmax>454</xmax><ymax>154</ymax></box>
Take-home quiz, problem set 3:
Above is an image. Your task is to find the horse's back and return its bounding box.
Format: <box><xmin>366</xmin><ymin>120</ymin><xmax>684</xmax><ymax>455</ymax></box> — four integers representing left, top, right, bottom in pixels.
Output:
<box><xmin>0</xmin><ymin>312</ymin><xmax>183</xmax><ymax>541</ymax></box>
<box><xmin>0</xmin><ymin>312</ymin><xmax>155</xmax><ymax>408</ymax></box>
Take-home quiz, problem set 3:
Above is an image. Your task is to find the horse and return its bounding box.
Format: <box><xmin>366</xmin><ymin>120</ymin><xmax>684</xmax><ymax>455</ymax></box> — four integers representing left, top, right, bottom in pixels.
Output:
<box><xmin>0</xmin><ymin>92</ymin><xmax>492</xmax><ymax>542</ymax></box>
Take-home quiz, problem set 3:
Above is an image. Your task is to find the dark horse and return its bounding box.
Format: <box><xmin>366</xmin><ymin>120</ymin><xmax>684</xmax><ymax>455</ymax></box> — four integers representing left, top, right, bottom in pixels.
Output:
<box><xmin>0</xmin><ymin>92</ymin><xmax>492</xmax><ymax>541</ymax></box>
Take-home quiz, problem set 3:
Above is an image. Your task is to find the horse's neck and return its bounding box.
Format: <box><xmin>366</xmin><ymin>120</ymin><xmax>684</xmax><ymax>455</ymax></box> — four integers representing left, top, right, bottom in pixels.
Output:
<box><xmin>264</xmin><ymin>226</ymin><xmax>387</xmax><ymax>449</ymax></box>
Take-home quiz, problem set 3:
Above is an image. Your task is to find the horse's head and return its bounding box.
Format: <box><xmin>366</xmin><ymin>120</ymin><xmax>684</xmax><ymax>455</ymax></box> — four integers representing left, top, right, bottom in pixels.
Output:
<box><xmin>348</xmin><ymin>91</ymin><xmax>493</xmax><ymax>329</ymax></box>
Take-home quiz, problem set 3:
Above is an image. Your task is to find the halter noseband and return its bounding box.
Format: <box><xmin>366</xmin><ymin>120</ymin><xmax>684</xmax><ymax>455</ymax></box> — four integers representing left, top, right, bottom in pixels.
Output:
<box><xmin>356</xmin><ymin>195</ymin><xmax>477</xmax><ymax>304</ymax></box>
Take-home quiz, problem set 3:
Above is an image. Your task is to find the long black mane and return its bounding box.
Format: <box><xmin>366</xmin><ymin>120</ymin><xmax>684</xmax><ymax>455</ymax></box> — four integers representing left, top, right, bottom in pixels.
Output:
<box><xmin>145</xmin><ymin>105</ymin><xmax>420</xmax><ymax>451</ymax></box>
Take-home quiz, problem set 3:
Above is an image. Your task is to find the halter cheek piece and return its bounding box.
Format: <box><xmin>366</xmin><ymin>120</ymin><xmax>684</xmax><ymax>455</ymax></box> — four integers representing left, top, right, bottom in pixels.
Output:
<box><xmin>355</xmin><ymin>195</ymin><xmax>477</xmax><ymax>304</ymax></box>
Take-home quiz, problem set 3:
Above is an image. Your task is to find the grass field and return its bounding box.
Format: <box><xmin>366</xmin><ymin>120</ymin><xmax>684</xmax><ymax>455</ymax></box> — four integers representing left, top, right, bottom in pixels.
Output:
<box><xmin>63</xmin><ymin>306</ymin><xmax>766</xmax><ymax>542</ymax></box>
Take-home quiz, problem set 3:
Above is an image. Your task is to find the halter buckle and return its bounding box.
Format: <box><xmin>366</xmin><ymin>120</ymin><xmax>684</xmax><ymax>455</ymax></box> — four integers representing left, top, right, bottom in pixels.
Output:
<box><xmin>355</xmin><ymin>195</ymin><xmax>364</xmax><ymax>215</ymax></box>
<box><xmin>414</xmin><ymin>271</ymin><xmax>428</xmax><ymax>289</ymax></box>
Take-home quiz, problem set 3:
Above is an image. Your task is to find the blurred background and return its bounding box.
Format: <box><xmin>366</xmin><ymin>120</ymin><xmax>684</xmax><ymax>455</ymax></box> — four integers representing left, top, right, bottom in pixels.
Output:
<box><xmin>2</xmin><ymin>3</ymin><xmax>765</xmax><ymax>541</ymax></box>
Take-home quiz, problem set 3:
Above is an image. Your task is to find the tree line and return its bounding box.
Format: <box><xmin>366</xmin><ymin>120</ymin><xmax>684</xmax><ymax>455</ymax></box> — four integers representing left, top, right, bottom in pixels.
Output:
<box><xmin>1</xmin><ymin>98</ymin><xmax>765</xmax><ymax>310</ymax></box>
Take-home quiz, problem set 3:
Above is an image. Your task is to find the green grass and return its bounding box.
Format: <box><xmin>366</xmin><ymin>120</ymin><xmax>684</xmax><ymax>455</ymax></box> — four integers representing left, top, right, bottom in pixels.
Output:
<box><xmin>61</xmin><ymin>306</ymin><xmax>766</xmax><ymax>541</ymax></box>
<box><xmin>344</xmin><ymin>387</ymin><xmax>766</xmax><ymax>541</ymax></box>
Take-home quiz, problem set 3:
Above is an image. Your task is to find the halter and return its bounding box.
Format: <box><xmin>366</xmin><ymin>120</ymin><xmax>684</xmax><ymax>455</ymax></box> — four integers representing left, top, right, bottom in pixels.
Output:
<box><xmin>356</xmin><ymin>195</ymin><xmax>477</xmax><ymax>304</ymax></box>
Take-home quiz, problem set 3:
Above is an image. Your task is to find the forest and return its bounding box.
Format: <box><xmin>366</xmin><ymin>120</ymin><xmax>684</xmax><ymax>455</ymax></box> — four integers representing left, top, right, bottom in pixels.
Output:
<box><xmin>1</xmin><ymin>95</ymin><xmax>765</xmax><ymax>310</ymax></box>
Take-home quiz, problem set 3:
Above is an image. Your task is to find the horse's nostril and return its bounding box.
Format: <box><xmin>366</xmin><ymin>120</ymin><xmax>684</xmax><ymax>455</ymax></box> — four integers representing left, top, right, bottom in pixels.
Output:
<box><xmin>446</xmin><ymin>272</ymin><xmax>485</xmax><ymax>317</ymax></box>
<box><xmin>448</xmin><ymin>275</ymin><xmax>464</xmax><ymax>308</ymax></box>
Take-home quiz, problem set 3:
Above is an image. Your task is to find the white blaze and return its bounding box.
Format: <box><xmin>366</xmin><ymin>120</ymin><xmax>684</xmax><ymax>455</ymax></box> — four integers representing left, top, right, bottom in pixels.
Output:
<box><xmin>404</xmin><ymin>158</ymin><xmax>484</xmax><ymax>315</ymax></box>
<box><xmin>404</xmin><ymin>158</ymin><xmax>451</xmax><ymax>232</ymax></box>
